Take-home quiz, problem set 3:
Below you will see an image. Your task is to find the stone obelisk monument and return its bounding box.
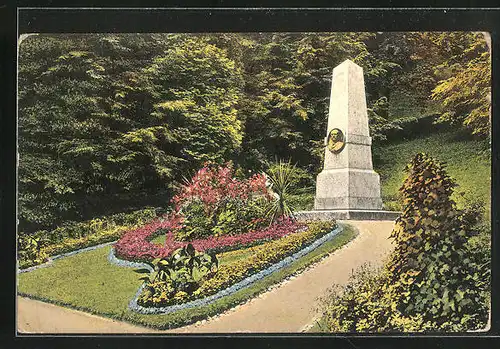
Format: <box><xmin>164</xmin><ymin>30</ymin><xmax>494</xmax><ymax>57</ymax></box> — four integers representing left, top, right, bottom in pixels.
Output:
<box><xmin>311</xmin><ymin>59</ymin><xmax>398</xmax><ymax>220</ymax></box>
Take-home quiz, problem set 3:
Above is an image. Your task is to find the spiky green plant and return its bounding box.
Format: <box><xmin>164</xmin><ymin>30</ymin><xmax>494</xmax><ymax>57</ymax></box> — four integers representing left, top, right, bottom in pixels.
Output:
<box><xmin>264</xmin><ymin>160</ymin><xmax>299</xmax><ymax>222</ymax></box>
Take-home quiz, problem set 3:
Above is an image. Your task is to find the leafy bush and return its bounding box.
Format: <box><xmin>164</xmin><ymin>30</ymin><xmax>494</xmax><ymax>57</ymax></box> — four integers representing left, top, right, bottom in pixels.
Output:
<box><xmin>319</xmin><ymin>264</ymin><xmax>438</xmax><ymax>332</ymax></box>
<box><xmin>172</xmin><ymin>163</ymin><xmax>272</xmax><ymax>241</ymax></box>
<box><xmin>319</xmin><ymin>153</ymin><xmax>490</xmax><ymax>332</ymax></box>
<box><xmin>137</xmin><ymin>220</ymin><xmax>336</xmax><ymax>307</ymax></box>
<box><xmin>388</xmin><ymin>153</ymin><xmax>489</xmax><ymax>329</ymax></box>
<box><xmin>137</xmin><ymin>244</ymin><xmax>219</xmax><ymax>307</ymax></box>
<box><xmin>17</xmin><ymin>234</ymin><xmax>49</xmax><ymax>269</ymax></box>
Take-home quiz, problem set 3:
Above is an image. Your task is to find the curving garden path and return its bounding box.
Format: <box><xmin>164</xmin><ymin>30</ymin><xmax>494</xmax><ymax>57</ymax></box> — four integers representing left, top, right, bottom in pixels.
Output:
<box><xmin>17</xmin><ymin>220</ymin><xmax>395</xmax><ymax>334</ymax></box>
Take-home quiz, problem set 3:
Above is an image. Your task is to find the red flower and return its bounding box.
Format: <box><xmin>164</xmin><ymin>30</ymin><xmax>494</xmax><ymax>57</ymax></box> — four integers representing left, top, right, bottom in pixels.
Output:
<box><xmin>114</xmin><ymin>215</ymin><xmax>304</xmax><ymax>262</ymax></box>
<box><xmin>114</xmin><ymin>163</ymin><xmax>290</xmax><ymax>262</ymax></box>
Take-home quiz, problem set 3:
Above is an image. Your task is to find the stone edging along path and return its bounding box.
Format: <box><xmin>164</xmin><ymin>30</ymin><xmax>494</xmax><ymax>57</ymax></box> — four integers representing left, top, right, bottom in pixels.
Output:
<box><xmin>108</xmin><ymin>224</ymin><xmax>344</xmax><ymax>315</ymax></box>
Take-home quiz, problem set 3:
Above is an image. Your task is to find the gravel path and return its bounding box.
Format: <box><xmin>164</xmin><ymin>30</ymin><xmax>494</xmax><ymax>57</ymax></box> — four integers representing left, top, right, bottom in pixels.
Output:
<box><xmin>17</xmin><ymin>220</ymin><xmax>395</xmax><ymax>334</ymax></box>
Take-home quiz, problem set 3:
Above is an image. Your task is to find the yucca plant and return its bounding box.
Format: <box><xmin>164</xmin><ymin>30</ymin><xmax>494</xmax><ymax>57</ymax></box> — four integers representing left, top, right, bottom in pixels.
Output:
<box><xmin>264</xmin><ymin>160</ymin><xmax>299</xmax><ymax>222</ymax></box>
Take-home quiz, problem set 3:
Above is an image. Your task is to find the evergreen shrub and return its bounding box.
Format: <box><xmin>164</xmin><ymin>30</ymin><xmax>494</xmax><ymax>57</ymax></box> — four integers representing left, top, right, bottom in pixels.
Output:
<box><xmin>319</xmin><ymin>153</ymin><xmax>490</xmax><ymax>332</ymax></box>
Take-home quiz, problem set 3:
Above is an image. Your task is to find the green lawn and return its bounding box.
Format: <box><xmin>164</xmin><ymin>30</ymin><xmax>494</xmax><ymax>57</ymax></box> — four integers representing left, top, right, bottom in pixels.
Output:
<box><xmin>373</xmin><ymin>129</ymin><xmax>491</xmax><ymax>220</ymax></box>
<box><xmin>18</xmin><ymin>224</ymin><xmax>357</xmax><ymax>330</ymax></box>
<box><xmin>149</xmin><ymin>234</ymin><xmax>167</xmax><ymax>245</ymax></box>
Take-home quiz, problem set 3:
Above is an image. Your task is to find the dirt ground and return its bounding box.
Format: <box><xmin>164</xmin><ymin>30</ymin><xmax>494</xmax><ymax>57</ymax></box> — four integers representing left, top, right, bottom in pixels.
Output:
<box><xmin>17</xmin><ymin>220</ymin><xmax>395</xmax><ymax>334</ymax></box>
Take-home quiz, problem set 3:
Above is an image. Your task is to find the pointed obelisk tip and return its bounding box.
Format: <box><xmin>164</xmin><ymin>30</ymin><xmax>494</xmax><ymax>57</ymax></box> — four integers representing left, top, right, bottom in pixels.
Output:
<box><xmin>333</xmin><ymin>59</ymin><xmax>362</xmax><ymax>73</ymax></box>
<box><xmin>339</xmin><ymin>59</ymin><xmax>360</xmax><ymax>67</ymax></box>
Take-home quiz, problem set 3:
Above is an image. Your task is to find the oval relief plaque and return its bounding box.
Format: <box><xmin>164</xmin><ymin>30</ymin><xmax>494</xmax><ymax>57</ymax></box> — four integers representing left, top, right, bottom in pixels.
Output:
<box><xmin>327</xmin><ymin>128</ymin><xmax>345</xmax><ymax>154</ymax></box>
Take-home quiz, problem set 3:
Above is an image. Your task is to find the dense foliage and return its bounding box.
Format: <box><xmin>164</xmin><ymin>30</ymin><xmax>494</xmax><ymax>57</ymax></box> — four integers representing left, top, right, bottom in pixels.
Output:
<box><xmin>172</xmin><ymin>163</ymin><xmax>271</xmax><ymax>241</ymax></box>
<box><xmin>409</xmin><ymin>33</ymin><xmax>491</xmax><ymax>137</ymax></box>
<box><xmin>18</xmin><ymin>32</ymin><xmax>490</xmax><ymax>233</ymax></box>
<box><xmin>18</xmin><ymin>34</ymin><xmax>244</xmax><ymax>232</ymax></box>
<box><xmin>136</xmin><ymin>244</ymin><xmax>219</xmax><ymax>305</ymax></box>
<box><xmin>319</xmin><ymin>154</ymin><xmax>489</xmax><ymax>332</ymax></box>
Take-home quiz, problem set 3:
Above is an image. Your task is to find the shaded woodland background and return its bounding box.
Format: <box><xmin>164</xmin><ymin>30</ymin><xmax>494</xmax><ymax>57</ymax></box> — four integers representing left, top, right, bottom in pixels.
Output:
<box><xmin>18</xmin><ymin>32</ymin><xmax>491</xmax><ymax>233</ymax></box>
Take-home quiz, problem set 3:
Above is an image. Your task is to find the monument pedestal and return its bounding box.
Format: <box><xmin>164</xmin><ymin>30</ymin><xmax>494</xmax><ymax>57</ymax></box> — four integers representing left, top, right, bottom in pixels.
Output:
<box><xmin>309</xmin><ymin>59</ymin><xmax>400</xmax><ymax>221</ymax></box>
<box><xmin>314</xmin><ymin>168</ymin><xmax>383</xmax><ymax>210</ymax></box>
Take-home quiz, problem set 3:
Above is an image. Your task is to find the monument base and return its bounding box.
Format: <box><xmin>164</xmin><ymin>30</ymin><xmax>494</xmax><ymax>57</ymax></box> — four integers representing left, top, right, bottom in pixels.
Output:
<box><xmin>314</xmin><ymin>168</ymin><xmax>383</xmax><ymax>211</ymax></box>
<box><xmin>295</xmin><ymin>209</ymin><xmax>400</xmax><ymax>221</ymax></box>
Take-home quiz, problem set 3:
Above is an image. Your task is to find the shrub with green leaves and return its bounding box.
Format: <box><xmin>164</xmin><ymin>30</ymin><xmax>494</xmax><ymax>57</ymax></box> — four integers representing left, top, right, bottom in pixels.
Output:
<box><xmin>319</xmin><ymin>153</ymin><xmax>490</xmax><ymax>332</ymax></box>
<box><xmin>136</xmin><ymin>244</ymin><xmax>219</xmax><ymax>307</ymax></box>
<box><xmin>387</xmin><ymin>153</ymin><xmax>489</xmax><ymax>329</ymax></box>
<box><xmin>318</xmin><ymin>263</ymin><xmax>439</xmax><ymax>332</ymax></box>
<box><xmin>17</xmin><ymin>234</ymin><xmax>50</xmax><ymax>269</ymax></box>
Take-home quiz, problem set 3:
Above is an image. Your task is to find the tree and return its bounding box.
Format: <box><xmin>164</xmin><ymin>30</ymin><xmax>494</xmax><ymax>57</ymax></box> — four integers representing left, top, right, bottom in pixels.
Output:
<box><xmin>407</xmin><ymin>32</ymin><xmax>491</xmax><ymax>137</ymax></box>
<box><xmin>237</xmin><ymin>33</ymin><xmax>381</xmax><ymax>177</ymax></box>
<box><xmin>18</xmin><ymin>34</ymin><xmax>244</xmax><ymax>232</ymax></box>
<box><xmin>430</xmin><ymin>33</ymin><xmax>491</xmax><ymax>137</ymax></box>
<box><xmin>387</xmin><ymin>153</ymin><xmax>488</xmax><ymax>329</ymax></box>
<box><xmin>141</xmin><ymin>34</ymin><xmax>244</xmax><ymax>168</ymax></box>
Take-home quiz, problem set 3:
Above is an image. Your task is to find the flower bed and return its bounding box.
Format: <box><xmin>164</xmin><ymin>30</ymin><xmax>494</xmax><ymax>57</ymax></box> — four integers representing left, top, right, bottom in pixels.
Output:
<box><xmin>136</xmin><ymin>220</ymin><xmax>336</xmax><ymax>308</ymax></box>
<box><xmin>18</xmin><ymin>208</ymin><xmax>160</xmax><ymax>269</ymax></box>
<box><xmin>114</xmin><ymin>215</ymin><xmax>305</xmax><ymax>263</ymax></box>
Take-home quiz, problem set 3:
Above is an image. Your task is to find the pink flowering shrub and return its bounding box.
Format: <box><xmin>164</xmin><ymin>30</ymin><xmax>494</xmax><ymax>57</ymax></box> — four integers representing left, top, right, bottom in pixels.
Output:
<box><xmin>114</xmin><ymin>216</ymin><xmax>304</xmax><ymax>262</ymax></box>
<box><xmin>172</xmin><ymin>162</ymin><xmax>273</xmax><ymax>241</ymax></box>
<box><xmin>172</xmin><ymin>162</ymin><xmax>270</xmax><ymax>211</ymax></box>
